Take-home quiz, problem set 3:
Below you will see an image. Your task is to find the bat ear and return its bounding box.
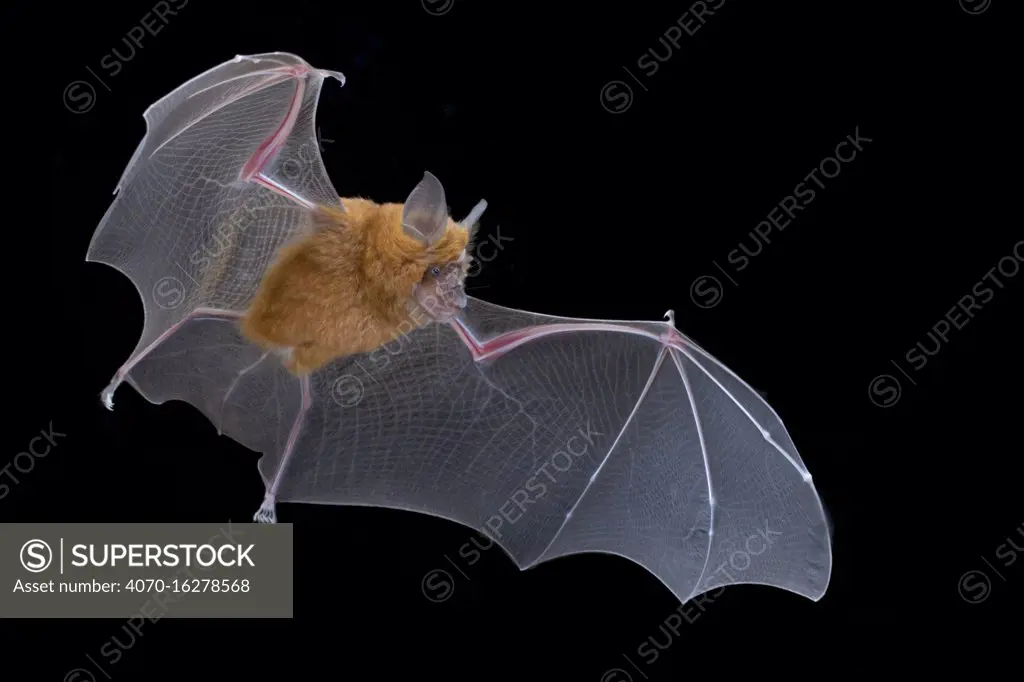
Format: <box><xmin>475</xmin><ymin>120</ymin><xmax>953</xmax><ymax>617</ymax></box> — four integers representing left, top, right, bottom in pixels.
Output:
<box><xmin>461</xmin><ymin>199</ymin><xmax>488</xmax><ymax>232</ymax></box>
<box><xmin>402</xmin><ymin>171</ymin><xmax>449</xmax><ymax>245</ymax></box>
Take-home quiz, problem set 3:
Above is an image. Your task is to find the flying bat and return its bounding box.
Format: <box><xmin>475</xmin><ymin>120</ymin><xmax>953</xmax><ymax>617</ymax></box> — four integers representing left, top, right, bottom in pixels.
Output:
<box><xmin>86</xmin><ymin>52</ymin><xmax>832</xmax><ymax>605</ymax></box>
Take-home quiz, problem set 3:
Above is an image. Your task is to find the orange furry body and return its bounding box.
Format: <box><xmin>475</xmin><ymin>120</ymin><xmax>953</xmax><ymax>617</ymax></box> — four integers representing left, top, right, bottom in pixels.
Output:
<box><xmin>240</xmin><ymin>197</ymin><xmax>469</xmax><ymax>375</ymax></box>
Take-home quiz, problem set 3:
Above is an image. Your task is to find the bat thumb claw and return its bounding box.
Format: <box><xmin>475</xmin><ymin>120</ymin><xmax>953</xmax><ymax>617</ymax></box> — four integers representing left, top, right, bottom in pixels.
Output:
<box><xmin>253</xmin><ymin>493</ymin><xmax>278</xmax><ymax>523</ymax></box>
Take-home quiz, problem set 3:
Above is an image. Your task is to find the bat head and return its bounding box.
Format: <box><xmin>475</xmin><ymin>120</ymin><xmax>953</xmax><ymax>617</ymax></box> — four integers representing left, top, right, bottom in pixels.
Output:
<box><xmin>403</xmin><ymin>172</ymin><xmax>487</xmax><ymax>323</ymax></box>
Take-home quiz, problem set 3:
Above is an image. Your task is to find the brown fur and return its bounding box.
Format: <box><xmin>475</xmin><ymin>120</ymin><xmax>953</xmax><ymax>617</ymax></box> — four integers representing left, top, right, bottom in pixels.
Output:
<box><xmin>240</xmin><ymin>197</ymin><xmax>470</xmax><ymax>375</ymax></box>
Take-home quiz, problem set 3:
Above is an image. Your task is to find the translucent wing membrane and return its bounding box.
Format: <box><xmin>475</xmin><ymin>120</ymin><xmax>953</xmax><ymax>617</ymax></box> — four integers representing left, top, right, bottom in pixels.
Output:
<box><xmin>86</xmin><ymin>53</ymin><xmax>344</xmax><ymax>406</ymax></box>
<box><xmin>88</xmin><ymin>54</ymin><xmax>831</xmax><ymax>605</ymax></box>
<box><xmin>118</xmin><ymin>294</ymin><xmax>832</xmax><ymax>603</ymax></box>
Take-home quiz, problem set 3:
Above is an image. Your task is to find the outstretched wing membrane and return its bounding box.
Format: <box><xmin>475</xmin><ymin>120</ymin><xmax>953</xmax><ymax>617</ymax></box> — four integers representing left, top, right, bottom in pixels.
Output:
<box><xmin>86</xmin><ymin>52</ymin><xmax>344</xmax><ymax>408</ymax></box>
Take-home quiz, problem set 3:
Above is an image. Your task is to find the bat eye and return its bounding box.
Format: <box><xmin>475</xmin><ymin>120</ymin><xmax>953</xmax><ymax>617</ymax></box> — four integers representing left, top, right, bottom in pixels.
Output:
<box><xmin>429</xmin><ymin>265</ymin><xmax>441</xmax><ymax>277</ymax></box>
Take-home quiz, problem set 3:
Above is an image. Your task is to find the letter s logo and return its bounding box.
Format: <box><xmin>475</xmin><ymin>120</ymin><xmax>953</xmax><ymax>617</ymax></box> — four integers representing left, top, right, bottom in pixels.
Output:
<box><xmin>20</xmin><ymin>539</ymin><xmax>53</xmax><ymax>572</ymax></box>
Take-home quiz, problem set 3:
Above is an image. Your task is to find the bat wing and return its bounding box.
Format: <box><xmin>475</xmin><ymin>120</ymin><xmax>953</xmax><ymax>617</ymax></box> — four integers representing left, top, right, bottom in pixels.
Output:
<box><xmin>112</xmin><ymin>294</ymin><xmax>831</xmax><ymax>604</ymax></box>
<box><xmin>89</xmin><ymin>54</ymin><xmax>831</xmax><ymax>605</ymax></box>
<box><xmin>86</xmin><ymin>52</ymin><xmax>344</xmax><ymax>408</ymax></box>
<box><xmin>268</xmin><ymin>299</ymin><xmax>828</xmax><ymax>604</ymax></box>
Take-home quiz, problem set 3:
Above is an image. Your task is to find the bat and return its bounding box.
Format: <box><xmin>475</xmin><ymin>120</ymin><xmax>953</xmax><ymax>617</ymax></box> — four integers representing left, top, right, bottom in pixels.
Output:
<box><xmin>239</xmin><ymin>186</ymin><xmax>482</xmax><ymax>376</ymax></box>
<box><xmin>86</xmin><ymin>52</ymin><xmax>832</xmax><ymax>605</ymax></box>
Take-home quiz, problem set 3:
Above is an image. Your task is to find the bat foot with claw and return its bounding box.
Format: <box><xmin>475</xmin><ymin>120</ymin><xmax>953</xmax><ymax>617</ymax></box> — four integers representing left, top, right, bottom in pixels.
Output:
<box><xmin>100</xmin><ymin>379</ymin><xmax>120</xmax><ymax>411</ymax></box>
<box><xmin>253</xmin><ymin>493</ymin><xmax>278</xmax><ymax>523</ymax></box>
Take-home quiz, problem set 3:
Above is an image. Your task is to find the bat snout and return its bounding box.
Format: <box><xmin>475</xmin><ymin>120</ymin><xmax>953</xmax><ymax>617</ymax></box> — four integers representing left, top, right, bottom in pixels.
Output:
<box><xmin>413</xmin><ymin>261</ymin><xmax>467</xmax><ymax>322</ymax></box>
<box><xmin>413</xmin><ymin>281</ymin><xmax>462</xmax><ymax>323</ymax></box>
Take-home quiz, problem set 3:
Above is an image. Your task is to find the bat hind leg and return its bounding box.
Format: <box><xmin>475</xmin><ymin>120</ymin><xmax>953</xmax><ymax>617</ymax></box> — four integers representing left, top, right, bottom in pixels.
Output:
<box><xmin>100</xmin><ymin>307</ymin><xmax>242</xmax><ymax>410</ymax></box>
<box><xmin>253</xmin><ymin>373</ymin><xmax>312</xmax><ymax>523</ymax></box>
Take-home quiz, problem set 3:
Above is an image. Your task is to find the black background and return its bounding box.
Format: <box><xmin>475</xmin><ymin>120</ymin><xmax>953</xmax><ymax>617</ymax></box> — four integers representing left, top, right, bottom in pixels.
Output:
<box><xmin>3</xmin><ymin>0</ymin><xmax>1020</xmax><ymax>678</ymax></box>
